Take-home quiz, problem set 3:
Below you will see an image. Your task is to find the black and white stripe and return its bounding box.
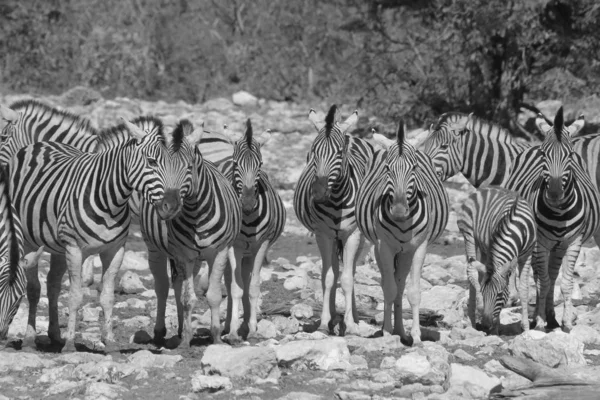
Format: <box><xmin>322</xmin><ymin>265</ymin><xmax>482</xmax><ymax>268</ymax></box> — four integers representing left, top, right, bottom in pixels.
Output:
<box><xmin>457</xmin><ymin>187</ymin><xmax>536</xmax><ymax>334</ymax></box>
<box><xmin>293</xmin><ymin>105</ymin><xmax>375</xmax><ymax>335</ymax></box>
<box><xmin>356</xmin><ymin>122</ymin><xmax>449</xmax><ymax>345</ymax></box>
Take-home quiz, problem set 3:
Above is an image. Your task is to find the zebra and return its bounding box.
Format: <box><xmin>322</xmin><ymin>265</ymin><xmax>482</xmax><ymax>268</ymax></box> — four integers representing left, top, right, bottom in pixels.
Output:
<box><xmin>293</xmin><ymin>105</ymin><xmax>375</xmax><ymax>336</ymax></box>
<box><xmin>8</xmin><ymin>118</ymin><xmax>191</xmax><ymax>352</ymax></box>
<box><xmin>202</xmin><ymin>119</ymin><xmax>285</xmax><ymax>338</ymax></box>
<box><xmin>356</xmin><ymin>121</ymin><xmax>449</xmax><ymax>345</ymax></box>
<box><xmin>505</xmin><ymin>107</ymin><xmax>600</xmax><ymax>331</ymax></box>
<box><xmin>137</xmin><ymin>119</ymin><xmax>242</xmax><ymax>347</ymax></box>
<box><xmin>457</xmin><ymin>187</ymin><xmax>536</xmax><ymax>334</ymax></box>
<box><xmin>0</xmin><ymin>164</ymin><xmax>44</xmax><ymax>340</ymax></box>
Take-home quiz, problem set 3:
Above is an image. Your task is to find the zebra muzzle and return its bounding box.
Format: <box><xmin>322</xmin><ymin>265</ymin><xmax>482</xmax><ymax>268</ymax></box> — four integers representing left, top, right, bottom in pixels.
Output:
<box><xmin>241</xmin><ymin>186</ymin><xmax>257</xmax><ymax>214</ymax></box>
<box><xmin>156</xmin><ymin>190</ymin><xmax>182</xmax><ymax>220</ymax></box>
<box><xmin>389</xmin><ymin>199</ymin><xmax>410</xmax><ymax>222</ymax></box>
<box><xmin>311</xmin><ymin>177</ymin><xmax>331</xmax><ymax>203</ymax></box>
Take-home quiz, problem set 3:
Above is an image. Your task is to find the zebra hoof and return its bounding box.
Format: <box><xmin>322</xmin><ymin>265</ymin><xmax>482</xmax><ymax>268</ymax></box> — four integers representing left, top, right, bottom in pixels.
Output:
<box><xmin>546</xmin><ymin>317</ymin><xmax>561</xmax><ymax>331</ymax></box>
<box><xmin>561</xmin><ymin>325</ymin><xmax>572</xmax><ymax>334</ymax></box>
<box><xmin>400</xmin><ymin>335</ymin><xmax>414</xmax><ymax>347</ymax></box>
<box><xmin>21</xmin><ymin>337</ymin><xmax>37</xmax><ymax>351</ymax></box>
<box><xmin>62</xmin><ymin>340</ymin><xmax>77</xmax><ymax>353</ymax></box>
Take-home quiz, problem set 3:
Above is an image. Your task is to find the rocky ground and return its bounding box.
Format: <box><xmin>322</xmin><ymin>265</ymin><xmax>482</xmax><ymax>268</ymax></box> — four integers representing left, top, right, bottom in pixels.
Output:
<box><xmin>2</xmin><ymin>89</ymin><xmax>600</xmax><ymax>400</ymax></box>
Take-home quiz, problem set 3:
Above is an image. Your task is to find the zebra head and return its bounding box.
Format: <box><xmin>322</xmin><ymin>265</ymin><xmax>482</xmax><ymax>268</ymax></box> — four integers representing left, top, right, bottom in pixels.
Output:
<box><xmin>0</xmin><ymin>104</ymin><xmax>21</xmax><ymax>143</ymax></box>
<box><xmin>374</xmin><ymin>121</ymin><xmax>420</xmax><ymax>222</ymax></box>
<box><xmin>231</xmin><ymin>119</ymin><xmax>271</xmax><ymax>214</ymax></box>
<box><xmin>535</xmin><ymin>107</ymin><xmax>584</xmax><ymax>208</ymax></box>
<box><xmin>306</xmin><ymin>105</ymin><xmax>358</xmax><ymax>203</ymax></box>
<box><xmin>121</xmin><ymin>117</ymin><xmax>200</xmax><ymax>220</ymax></box>
<box><xmin>420</xmin><ymin>112</ymin><xmax>471</xmax><ymax>181</ymax></box>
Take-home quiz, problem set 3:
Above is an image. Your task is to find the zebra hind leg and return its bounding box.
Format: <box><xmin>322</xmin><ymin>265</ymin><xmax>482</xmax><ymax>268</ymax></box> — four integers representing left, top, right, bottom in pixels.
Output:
<box><xmin>315</xmin><ymin>234</ymin><xmax>337</xmax><ymax>333</ymax></box>
<box><xmin>404</xmin><ymin>240</ymin><xmax>428</xmax><ymax>346</ymax></box>
<box><xmin>545</xmin><ymin>248</ymin><xmax>567</xmax><ymax>331</ymax></box>
<box><xmin>98</xmin><ymin>245</ymin><xmax>126</xmax><ymax>353</ymax></box>
<box><xmin>62</xmin><ymin>246</ymin><xmax>84</xmax><ymax>353</ymax></box>
<box><xmin>46</xmin><ymin>254</ymin><xmax>67</xmax><ymax>345</ymax></box>
<box><xmin>339</xmin><ymin>230</ymin><xmax>364</xmax><ymax>337</ymax></box>
<box><xmin>22</xmin><ymin>262</ymin><xmax>41</xmax><ymax>350</ymax></box>
<box><xmin>147</xmin><ymin>249</ymin><xmax>169</xmax><ymax>346</ymax></box>
<box><xmin>559</xmin><ymin>238</ymin><xmax>582</xmax><ymax>332</ymax></box>
<box><xmin>223</xmin><ymin>247</ymin><xmax>244</xmax><ymax>344</ymax></box>
<box><xmin>374</xmin><ymin>242</ymin><xmax>397</xmax><ymax>336</ymax></box>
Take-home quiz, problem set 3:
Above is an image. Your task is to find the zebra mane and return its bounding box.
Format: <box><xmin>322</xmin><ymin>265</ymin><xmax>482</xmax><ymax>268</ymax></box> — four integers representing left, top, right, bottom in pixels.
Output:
<box><xmin>245</xmin><ymin>119</ymin><xmax>253</xmax><ymax>147</ymax></box>
<box><xmin>171</xmin><ymin>119</ymin><xmax>193</xmax><ymax>152</ymax></box>
<box><xmin>396</xmin><ymin>120</ymin><xmax>405</xmax><ymax>157</ymax></box>
<box><xmin>324</xmin><ymin>105</ymin><xmax>337</xmax><ymax>138</ymax></box>
<box><xmin>433</xmin><ymin>112</ymin><xmax>465</xmax><ymax>130</ymax></box>
<box><xmin>97</xmin><ymin>116</ymin><xmax>165</xmax><ymax>146</ymax></box>
<box><xmin>0</xmin><ymin>164</ymin><xmax>20</xmax><ymax>284</ymax></box>
<box><xmin>9</xmin><ymin>99</ymin><xmax>97</xmax><ymax>135</ymax></box>
<box><xmin>554</xmin><ymin>106</ymin><xmax>564</xmax><ymax>143</ymax></box>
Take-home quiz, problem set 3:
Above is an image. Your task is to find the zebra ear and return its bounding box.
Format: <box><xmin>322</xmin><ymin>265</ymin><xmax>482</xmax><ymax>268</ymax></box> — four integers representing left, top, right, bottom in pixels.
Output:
<box><xmin>186</xmin><ymin>122</ymin><xmax>206</xmax><ymax>147</ymax></box>
<box><xmin>0</xmin><ymin>104</ymin><xmax>19</xmax><ymax>123</ymax></box>
<box><xmin>447</xmin><ymin>115</ymin><xmax>469</xmax><ymax>135</ymax></box>
<box><xmin>308</xmin><ymin>109</ymin><xmax>320</xmax><ymax>131</ymax></box>
<box><xmin>121</xmin><ymin>118</ymin><xmax>147</xmax><ymax>143</ymax></box>
<box><xmin>256</xmin><ymin>129</ymin><xmax>272</xmax><ymax>146</ymax></box>
<box><xmin>373</xmin><ymin>133</ymin><xmax>395</xmax><ymax>149</ymax></box>
<box><xmin>568</xmin><ymin>114</ymin><xmax>585</xmax><ymax>137</ymax></box>
<box><xmin>339</xmin><ymin>110</ymin><xmax>359</xmax><ymax>133</ymax></box>
<box><xmin>535</xmin><ymin>113</ymin><xmax>553</xmax><ymax>135</ymax></box>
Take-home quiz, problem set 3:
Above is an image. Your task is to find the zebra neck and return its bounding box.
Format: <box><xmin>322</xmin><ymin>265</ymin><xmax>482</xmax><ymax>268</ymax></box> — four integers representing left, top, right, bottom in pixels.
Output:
<box><xmin>99</xmin><ymin>146</ymin><xmax>136</xmax><ymax>207</ymax></box>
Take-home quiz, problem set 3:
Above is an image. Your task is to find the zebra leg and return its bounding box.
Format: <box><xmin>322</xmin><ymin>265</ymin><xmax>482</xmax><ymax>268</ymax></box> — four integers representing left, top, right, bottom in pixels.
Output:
<box><xmin>339</xmin><ymin>229</ymin><xmax>365</xmax><ymax>336</ymax></box>
<box><xmin>205</xmin><ymin>247</ymin><xmax>229</xmax><ymax>344</ymax></box>
<box><xmin>315</xmin><ymin>234</ymin><xmax>337</xmax><ymax>333</ymax></box>
<box><xmin>98</xmin><ymin>245</ymin><xmax>126</xmax><ymax>352</ymax></box>
<box><xmin>47</xmin><ymin>254</ymin><xmax>67</xmax><ymax>344</ymax></box>
<box><xmin>247</xmin><ymin>241</ymin><xmax>269</xmax><ymax>336</ymax></box>
<box><xmin>545</xmin><ymin>247</ymin><xmax>567</xmax><ymax>330</ymax></box>
<box><xmin>374</xmin><ymin>241</ymin><xmax>397</xmax><ymax>335</ymax></box>
<box><xmin>224</xmin><ymin>247</ymin><xmax>244</xmax><ymax>343</ymax></box>
<box><xmin>22</xmin><ymin>262</ymin><xmax>41</xmax><ymax>349</ymax></box>
<box><xmin>558</xmin><ymin>237</ymin><xmax>582</xmax><ymax>332</ymax></box>
<box><xmin>63</xmin><ymin>247</ymin><xmax>84</xmax><ymax>353</ymax></box>
<box><xmin>519</xmin><ymin>255</ymin><xmax>533</xmax><ymax>332</ymax></box>
<box><xmin>176</xmin><ymin>254</ymin><xmax>199</xmax><ymax>349</ymax></box>
<box><xmin>532</xmin><ymin>244</ymin><xmax>550</xmax><ymax>330</ymax></box>
<box><xmin>404</xmin><ymin>240</ymin><xmax>428</xmax><ymax>345</ymax></box>
<box><xmin>393</xmin><ymin>250</ymin><xmax>412</xmax><ymax>345</ymax></box>
<box><xmin>147</xmin><ymin>248</ymin><xmax>169</xmax><ymax>345</ymax></box>
<box><xmin>171</xmin><ymin>258</ymin><xmax>184</xmax><ymax>339</ymax></box>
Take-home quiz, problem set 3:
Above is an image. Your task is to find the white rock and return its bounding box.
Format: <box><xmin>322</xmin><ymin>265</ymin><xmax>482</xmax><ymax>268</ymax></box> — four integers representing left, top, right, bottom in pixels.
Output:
<box><xmin>0</xmin><ymin>351</ymin><xmax>54</xmax><ymax>372</ymax></box>
<box><xmin>420</xmin><ymin>284</ymin><xmax>466</xmax><ymax>312</ymax></box>
<box><xmin>56</xmin><ymin>352</ymin><xmax>110</xmax><ymax>365</ymax></box>
<box><xmin>571</xmin><ymin>325</ymin><xmax>600</xmax><ymax>345</ymax></box>
<box><xmin>447</xmin><ymin>364</ymin><xmax>502</xmax><ymax>398</ymax></box>
<box><xmin>346</xmin><ymin>335</ymin><xmax>405</xmax><ymax>354</ymax></box>
<box><xmin>283</xmin><ymin>271</ymin><xmax>308</xmax><ymax>291</ymax></box>
<box><xmin>484</xmin><ymin>359</ymin><xmax>531</xmax><ymax>391</ymax></box>
<box><xmin>274</xmin><ymin>337</ymin><xmax>352</xmax><ymax>371</ymax></box>
<box><xmin>127</xmin><ymin>350</ymin><xmax>183</xmax><ymax>368</ymax></box>
<box><xmin>257</xmin><ymin>319</ymin><xmax>278</xmax><ymax>338</ymax></box>
<box><xmin>118</xmin><ymin>271</ymin><xmax>146</xmax><ymax>294</ymax></box>
<box><xmin>82</xmin><ymin>306</ymin><xmax>101</xmax><ymax>322</ymax></box>
<box><xmin>45</xmin><ymin>380</ymin><xmax>85</xmax><ymax>397</ymax></box>
<box><xmin>122</xmin><ymin>316</ymin><xmax>152</xmax><ymax>329</ymax></box>
<box><xmin>508</xmin><ymin>330</ymin><xmax>586</xmax><ymax>367</ymax></box>
<box><xmin>290</xmin><ymin>303</ymin><xmax>313</xmax><ymax>319</ymax></box>
<box><xmin>232</xmin><ymin>91</ymin><xmax>259</xmax><ymax>107</ymax></box>
<box><xmin>395</xmin><ymin>352</ymin><xmax>432</xmax><ymax>378</ymax></box>
<box><xmin>202</xmin><ymin>345</ymin><xmax>279</xmax><ymax>379</ymax></box>
<box><xmin>85</xmin><ymin>382</ymin><xmax>128</xmax><ymax>399</ymax></box>
<box><xmin>121</xmin><ymin>251</ymin><xmax>149</xmax><ymax>271</ymax></box>
<box><xmin>191</xmin><ymin>372</ymin><xmax>232</xmax><ymax>393</ymax></box>
<box><xmin>271</xmin><ymin>315</ymin><xmax>300</xmax><ymax>335</ymax></box>
<box><xmin>126</xmin><ymin>298</ymin><xmax>147</xmax><ymax>308</ymax></box>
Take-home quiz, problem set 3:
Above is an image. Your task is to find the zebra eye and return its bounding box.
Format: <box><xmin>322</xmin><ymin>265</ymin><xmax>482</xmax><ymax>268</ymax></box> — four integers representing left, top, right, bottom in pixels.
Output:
<box><xmin>147</xmin><ymin>157</ymin><xmax>158</xmax><ymax>168</ymax></box>
<box><xmin>439</xmin><ymin>144</ymin><xmax>449</xmax><ymax>150</ymax></box>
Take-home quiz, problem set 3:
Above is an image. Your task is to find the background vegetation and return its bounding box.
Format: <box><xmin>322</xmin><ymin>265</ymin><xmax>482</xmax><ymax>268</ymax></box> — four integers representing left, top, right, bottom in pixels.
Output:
<box><xmin>1</xmin><ymin>0</ymin><xmax>599</xmax><ymax>128</ymax></box>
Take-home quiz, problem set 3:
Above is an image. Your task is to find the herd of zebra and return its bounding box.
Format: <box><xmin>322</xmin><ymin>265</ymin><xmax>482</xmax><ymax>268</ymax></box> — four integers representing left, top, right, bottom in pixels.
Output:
<box><xmin>0</xmin><ymin>98</ymin><xmax>598</xmax><ymax>353</ymax></box>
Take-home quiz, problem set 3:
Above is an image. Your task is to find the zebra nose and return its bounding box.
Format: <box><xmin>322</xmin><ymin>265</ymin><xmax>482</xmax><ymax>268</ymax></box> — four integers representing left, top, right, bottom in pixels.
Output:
<box><xmin>157</xmin><ymin>190</ymin><xmax>182</xmax><ymax>220</ymax></box>
<box><xmin>312</xmin><ymin>177</ymin><xmax>330</xmax><ymax>202</ymax></box>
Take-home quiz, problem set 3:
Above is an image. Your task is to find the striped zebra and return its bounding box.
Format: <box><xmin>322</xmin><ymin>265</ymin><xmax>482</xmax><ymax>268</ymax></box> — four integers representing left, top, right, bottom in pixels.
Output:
<box><xmin>505</xmin><ymin>107</ymin><xmax>600</xmax><ymax>331</ymax></box>
<box><xmin>457</xmin><ymin>187</ymin><xmax>536</xmax><ymax>334</ymax></box>
<box><xmin>294</xmin><ymin>105</ymin><xmax>375</xmax><ymax>336</ymax></box>
<box><xmin>356</xmin><ymin>122</ymin><xmax>449</xmax><ymax>345</ymax></box>
<box><xmin>137</xmin><ymin>120</ymin><xmax>242</xmax><ymax>347</ymax></box>
<box><xmin>0</xmin><ymin>165</ymin><xmax>44</xmax><ymax>340</ymax></box>
<box><xmin>8</xmin><ymin>119</ymin><xmax>191</xmax><ymax>352</ymax></box>
<box><xmin>202</xmin><ymin>120</ymin><xmax>285</xmax><ymax>338</ymax></box>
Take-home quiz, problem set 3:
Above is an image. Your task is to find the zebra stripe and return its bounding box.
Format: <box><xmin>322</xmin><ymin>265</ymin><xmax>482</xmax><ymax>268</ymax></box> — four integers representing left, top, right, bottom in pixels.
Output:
<box><xmin>356</xmin><ymin>122</ymin><xmax>449</xmax><ymax>345</ymax></box>
<box><xmin>9</xmin><ymin>120</ymin><xmax>191</xmax><ymax>352</ymax></box>
<box><xmin>138</xmin><ymin>119</ymin><xmax>242</xmax><ymax>347</ymax></box>
<box><xmin>293</xmin><ymin>105</ymin><xmax>375</xmax><ymax>336</ymax></box>
<box><xmin>457</xmin><ymin>187</ymin><xmax>536</xmax><ymax>334</ymax></box>
<box><xmin>505</xmin><ymin>107</ymin><xmax>600</xmax><ymax>331</ymax></box>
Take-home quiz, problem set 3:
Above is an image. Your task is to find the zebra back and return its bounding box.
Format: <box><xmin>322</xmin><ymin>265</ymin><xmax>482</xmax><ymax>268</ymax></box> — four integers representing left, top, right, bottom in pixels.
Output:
<box><xmin>293</xmin><ymin>105</ymin><xmax>375</xmax><ymax>234</ymax></box>
<box><xmin>0</xmin><ymin>100</ymin><xmax>98</xmax><ymax>165</ymax></box>
<box><xmin>357</xmin><ymin>123</ymin><xmax>449</xmax><ymax>246</ymax></box>
<box><xmin>0</xmin><ymin>164</ymin><xmax>26</xmax><ymax>338</ymax></box>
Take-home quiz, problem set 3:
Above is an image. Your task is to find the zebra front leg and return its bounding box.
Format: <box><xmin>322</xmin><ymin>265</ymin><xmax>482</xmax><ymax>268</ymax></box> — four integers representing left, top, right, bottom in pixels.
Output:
<box><xmin>393</xmin><ymin>250</ymin><xmax>413</xmax><ymax>345</ymax></box>
<box><xmin>224</xmin><ymin>247</ymin><xmax>244</xmax><ymax>344</ymax></box>
<box><xmin>404</xmin><ymin>240</ymin><xmax>427</xmax><ymax>346</ymax></box>
<box><xmin>175</xmin><ymin>255</ymin><xmax>198</xmax><ymax>349</ymax></box>
<box><xmin>205</xmin><ymin>248</ymin><xmax>229</xmax><ymax>344</ymax></box>
<box><xmin>339</xmin><ymin>229</ymin><xmax>365</xmax><ymax>336</ymax></box>
<box><xmin>532</xmin><ymin>244</ymin><xmax>550</xmax><ymax>330</ymax></box>
<box><xmin>374</xmin><ymin>241</ymin><xmax>397</xmax><ymax>335</ymax></box>
<box><xmin>147</xmin><ymin>248</ymin><xmax>169</xmax><ymax>346</ymax></box>
<box><xmin>63</xmin><ymin>246</ymin><xmax>84</xmax><ymax>353</ymax></box>
<box><xmin>545</xmin><ymin>247</ymin><xmax>567</xmax><ymax>330</ymax></box>
<box><xmin>247</xmin><ymin>241</ymin><xmax>269</xmax><ymax>336</ymax></box>
<box><xmin>98</xmin><ymin>245</ymin><xmax>126</xmax><ymax>352</ymax></box>
<box><xmin>22</xmin><ymin>262</ymin><xmax>41</xmax><ymax>350</ymax></box>
<box><xmin>558</xmin><ymin>238</ymin><xmax>582</xmax><ymax>332</ymax></box>
<box><xmin>47</xmin><ymin>254</ymin><xmax>67</xmax><ymax>344</ymax></box>
<box><xmin>316</xmin><ymin>234</ymin><xmax>336</xmax><ymax>333</ymax></box>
